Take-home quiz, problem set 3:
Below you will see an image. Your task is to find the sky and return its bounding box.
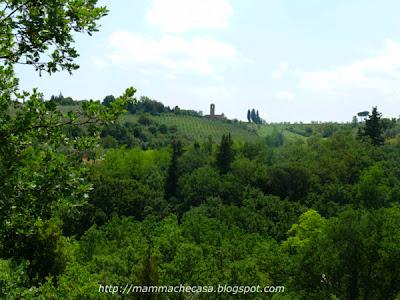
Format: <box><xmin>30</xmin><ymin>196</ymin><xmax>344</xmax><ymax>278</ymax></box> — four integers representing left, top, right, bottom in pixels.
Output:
<box><xmin>15</xmin><ymin>0</ymin><xmax>400</xmax><ymax>122</ymax></box>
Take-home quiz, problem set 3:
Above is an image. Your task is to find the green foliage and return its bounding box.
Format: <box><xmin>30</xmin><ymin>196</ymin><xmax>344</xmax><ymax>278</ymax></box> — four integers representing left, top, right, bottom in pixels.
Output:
<box><xmin>265</xmin><ymin>165</ymin><xmax>311</xmax><ymax>201</ymax></box>
<box><xmin>0</xmin><ymin>260</ymin><xmax>32</xmax><ymax>299</ymax></box>
<box><xmin>216</xmin><ymin>134</ymin><xmax>235</xmax><ymax>174</ymax></box>
<box><xmin>128</xmin><ymin>95</ymin><xmax>170</xmax><ymax>115</ymax></box>
<box><xmin>266</xmin><ymin>129</ymin><xmax>285</xmax><ymax>147</ymax></box>
<box><xmin>136</xmin><ymin>248</ymin><xmax>160</xmax><ymax>300</ymax></box>
<box><xmin>0</xmin><ymin>0</ymin><xmax>107</xmax><ymax>74</ymax></box>
<box><xmin>50</xmin><ymin>93</ymin><xmax>76</xmax><ymax>106</ymax></box>
<box><xmin>352</xmin><ymin>115</ymin><xmax>358</xmax><ymax>127</ymax></box>
<box><xmin>4</xmin><ymin>124</ymin><xmax>400</xmax><ymax>298</ymax></box>
<box><xmin>2</xmin><ymin>7</ymin><xmax>400</xmax><ymax>296</ymax></box>
<box><xmin>74</xmin><ymin>148</ymin><xmax>170</xmax><ymax>229</ymax></box>
<box><xmin>101</xmin><ymin>95</ymin><xmax>115</xmax><ymax>107</ymax></box>
<box><xmin>0</xmin><ymin>0</ymin><xmax>136</xmax><ymax>290</ymax></box>
<box><xmin>358</xmin><ymin>106</ymin><xmax>385</xmax><ymax>146</ymax></box>
<box><xmin>178</xmin><ymin>166</ymin><xmax>221</xmax><ymax>208</ymax></box>
<box><xmin>165</xmin><ymin>140</ymin><xmax>183</xmax><ymax>199</ymax></box>
<box><xmin>356</xmin><ymin>163</ymin><xmax>391</xmax><ymax>208</ymax></box>
<box><xmin>0</xmin><ymin>86</ymin><xmax>135</xmax><ymax>272</ymax></box>
<box><xmin>122</xmin><ymin>113</ymin><xmax>259</xmax><ymax>142</ymax></box>
<box><xmin>178</xmin><ymin>142</ymin><xmax>209</xmax><ymax>175</ymax></box>
<box><xmin>282</xmin><ymin>207</ymin><xmax>400</xmax><ymax>299</ymax></box>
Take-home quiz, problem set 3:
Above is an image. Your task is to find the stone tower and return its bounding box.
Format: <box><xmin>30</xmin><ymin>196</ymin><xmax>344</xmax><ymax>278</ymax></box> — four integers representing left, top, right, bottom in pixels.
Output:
<box><xmin>210</xmin><ymin>103</ymin><xmax>215</xmax><ymax>116</ymax></box>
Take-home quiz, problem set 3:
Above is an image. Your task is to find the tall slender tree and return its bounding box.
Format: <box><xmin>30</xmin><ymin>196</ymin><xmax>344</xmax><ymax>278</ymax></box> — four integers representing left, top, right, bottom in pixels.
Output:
<box><xmin>136</xmin><ymin>247</ymin><xmax>159</xmax><ymax>300</ymax></box>
<box><xmin>358</xmin><ymin>107</ymin><xmax>384</xmax><ymax>146</ymax></box>
<box><xmin>165</xmin><ymin>140</ymin><xmax>183</xmax><ymax>199</ymax></box>
<box><xmin>216</xmin><ymin>134</ymin><xmax>235</xmax><ymax>174</ymax></box>
<box><xmin>352</xmin><ymin>116</ymin><xmax>358</xmax><ymax>128</ymax></box>
<box><xmin>247</xmin><ymin>109</ymin><xmax>251</xmax><ymax>122</ymax></box>
<box><xmin>251</xmin><ymin>109</ymin><xmax>256</xmax><ymax>123</ymax></box>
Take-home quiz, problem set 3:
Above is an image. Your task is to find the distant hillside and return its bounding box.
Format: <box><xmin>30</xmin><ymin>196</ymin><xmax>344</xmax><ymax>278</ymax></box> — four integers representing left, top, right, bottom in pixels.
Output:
<box><xmin>255</xmin><ymin>122</ymin><xmax>353</xmax><ymax>141</ymax></box>
<box><xmin>121</xmin><ymin>113</ymin><xmax>260</xmax><ymax>142</ymax></box>
<box><xmin>55</xmin><ymin>104</ymin><xmax>359</xmax><ymax>144</ymax></box>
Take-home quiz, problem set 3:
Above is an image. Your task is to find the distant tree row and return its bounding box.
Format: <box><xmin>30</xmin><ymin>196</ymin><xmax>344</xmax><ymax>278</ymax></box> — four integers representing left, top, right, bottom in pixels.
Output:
<box><xmin>247</xmin><ymin>108</ymin><xmax>263</xmax><ymax>124</ymax></box>
<box><xmin>51</xmin><ymin>92</ymin><xmax>204</xmax><ymax>118</ymax></box>
<box><xmin>171</xmin><ymin>106</ymin><xmax>203</xmax><ymax>117</ymax></box>
<box><xmin>49</xmin><ymin>93</ymin><xmax>76</xmax><ymax>105</ymax></box>
<box><xmin>103</xmin><ymin>95</ymin><xmax>202</xmax><ymax>117</ymax></box>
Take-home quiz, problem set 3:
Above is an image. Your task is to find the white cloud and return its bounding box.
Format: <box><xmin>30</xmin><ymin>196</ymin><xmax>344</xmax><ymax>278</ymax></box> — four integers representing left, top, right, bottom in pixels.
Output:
<box><xmin>272</xmin><ymin>61</ymin><xmax>289</xmax><ymax>79</ymax></box>
<box><xmin>146</xmin><ymin>0</ymin><xmax>233</xmax><ymax>33</ymax></box>
<box><xmin>276</xmin><ymin>90</ymin><xmax>294</xmax><ymax>100</ymax></box>
<box><xmin>107</xmin><ymin>30</ymin><xmax>237</xmax><ymax>76</ymax></box>
<box><xmin>91</xmin><ymin>56</ymin><xmax>108</xmax><ymax>69</ymax></box>
<box><xmin>299</xmin><ymin>40</ymin><xmax>400</xmax><ymax>97</ymax></box>
<box><xmin>203</xmin><ymin>85</ymin><xmax>232</xmax><ymax>97</ymax></box>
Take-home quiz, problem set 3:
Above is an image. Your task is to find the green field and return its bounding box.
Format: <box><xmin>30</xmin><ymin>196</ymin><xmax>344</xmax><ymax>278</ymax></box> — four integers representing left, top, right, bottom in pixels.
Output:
<box><xmin>254</xmin><ymin>123</ymin><xmax>308</xmax><ymax>141</ymax></box>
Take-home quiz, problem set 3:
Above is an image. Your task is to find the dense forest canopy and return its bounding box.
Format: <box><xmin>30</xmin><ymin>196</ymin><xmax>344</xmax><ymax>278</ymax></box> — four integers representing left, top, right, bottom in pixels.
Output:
<box><xmin>1</xmin><ymin>1</ymin><xmax>400</xmax><ymax>300</ymax></box>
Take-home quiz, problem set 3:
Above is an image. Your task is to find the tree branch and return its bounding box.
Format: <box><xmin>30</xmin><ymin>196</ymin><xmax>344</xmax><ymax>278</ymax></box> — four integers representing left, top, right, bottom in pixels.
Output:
<box><xmin>0</xmin><ymin>3</ymin><xmax>26</xmax><ymax>26</ymax></box>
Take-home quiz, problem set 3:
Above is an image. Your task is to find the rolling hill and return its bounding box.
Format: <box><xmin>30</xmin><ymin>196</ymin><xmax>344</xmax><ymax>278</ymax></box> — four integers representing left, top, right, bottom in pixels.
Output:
<box><xmin>121</xmin><ymin>113</ymin><xmax>260</xmax><ymax>142</ymax></box>
<box><xmin>55</xmin><ymin>104</ymin><xmax>345</xmax><ymax>143</ymax></box>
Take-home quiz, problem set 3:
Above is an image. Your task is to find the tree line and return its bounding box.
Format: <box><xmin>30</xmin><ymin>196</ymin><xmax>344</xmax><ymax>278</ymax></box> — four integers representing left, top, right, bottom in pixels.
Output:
<box><xmin>247</xmin><ymin>108</ymin><xmax>263</xmax><ymax>124</ymax></box>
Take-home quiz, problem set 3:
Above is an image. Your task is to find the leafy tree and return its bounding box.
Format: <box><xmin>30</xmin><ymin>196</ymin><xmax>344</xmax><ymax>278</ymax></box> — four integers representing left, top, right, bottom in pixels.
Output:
<box><xmin>266</xmin><ymin>165</ymin><xmax>311</xmax><ymax>201</ymax></box>
<box><xmin>0</xmin><ymin>0</ymin><xmax>134</xmax><ymax>285</ymax></box>
<box><xmin>216</xmin><ymin>133</ymin><xmax>235</xmax><ymax>174</ymax></box>
<box><xmin>178</xmin><ymin>166</ymin><xmax>221</xmax><ymax>208</ymax></box>
<box><xmin>357</xmin><ymin>110</ymin><xmax>369</xmax><ymax>120</ymax></box>
<box><xmin>231</xmin><ymin>157</ymin><xmax>261</xmax><ymax>186</ymax></box>
<box><xmin>102</xmin><ymin>95</ymin><xmax>115</xmax><ymax>107</ymax></box>
<box><xmin>0</xmin><ymin>0</ymin><xmax>107</xmax><ymax>74</ymax></box>
<box><xmin>283</xmin><ymin>208</ymin><xmax>400</xmax><ymax>299</ymax></box>
<box><xmin>356</xmin><ymin>164</ymin><xmax>390</xmax><ymax>208</ymax></box>
<box><xmin>128</xmin><ymin>96</ymin><xmax>170</xmax><ymax>115</ymax></box>
<box><xmin>178</xmin><ymin>142</ymin><xmax>208</xmax><ymax>176</ymax></box>
<box><xmin>50</xmin><ymin>92</ymin><xmax>77</xmax><ymax>106</ymax></box>
<box><xmin>138</xmin><ymin>113</ymin><xmax>154</xmax><ymax>126</ymax></box>
<box><xmin>282</xmin><ymin>210</ymin><xmax>331</xmax><ymax>299</ymax></box>
<box><xmin>247</xmin><ymin>109</ymin><xmax>251</xmax><ymax>122</ymax></box>
<box><xmin>266</xmin><ymin>129</ymin><xmax>284</xmax><ymax>147</ymax></box>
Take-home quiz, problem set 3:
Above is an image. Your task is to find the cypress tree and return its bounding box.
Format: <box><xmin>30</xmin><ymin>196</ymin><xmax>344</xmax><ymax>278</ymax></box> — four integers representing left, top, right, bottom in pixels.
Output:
<box><xmin>358</xmin><ymin>107</ymin><xmax>384</xmax><ymax>146</ymax></box>
<box><xmin>352</xmin><ymin>115</ymin><xmax>358</xmax><ymax>128</ymax></box>
<box><xmin>136</xmin><ymin>247</ymin><xmax>159</xmax><ymax>300</ymax></box>
<box><xmin>216</xmin><ymin>134</ymin><xmax>234</xmax><ymax>174</ymax></box>
<box><xmin>205</xmin><ymin>136</ymin><xmax>213</xmax><ymax>155</ymax></box>
<box><xmin>165</xmin><ymin>140</ymin><xmax>183</xmax><ymax>199</ymax></box>
<box><xmin>194</xmin><ymin>141</ymin><xmax>200</xmax><ymax>151</ymax></box>
<box><xmin>247</xmin><ymin>109</ymin><xmax>251</xmax><ymax>122</ymax></box>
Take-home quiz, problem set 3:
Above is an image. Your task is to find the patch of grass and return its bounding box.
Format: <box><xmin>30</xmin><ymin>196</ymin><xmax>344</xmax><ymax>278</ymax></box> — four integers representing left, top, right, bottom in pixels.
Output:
<box><xmin>255</xmin><ymin>124</ymin><xmax>307</xmax><ymax>142</ymax></box>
